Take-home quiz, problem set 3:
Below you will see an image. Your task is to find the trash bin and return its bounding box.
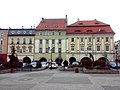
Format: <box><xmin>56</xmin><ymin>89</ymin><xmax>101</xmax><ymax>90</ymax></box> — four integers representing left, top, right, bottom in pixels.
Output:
<box><xmin>75</xmin><ymin>67</ymin><xmax>79</xmax><ymax>73</ymax></box>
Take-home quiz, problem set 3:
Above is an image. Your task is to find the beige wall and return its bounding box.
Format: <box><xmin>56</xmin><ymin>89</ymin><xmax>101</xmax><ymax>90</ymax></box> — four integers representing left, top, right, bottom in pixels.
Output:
<box><xmin>7</xmin><ymin>36</ymin><xmax>35</xmax><ymax>62</ymax></box>
<box><xmin>66</xmin><ymin>34</ymin><xmax>114</xmax><ymax>61</ymax></box>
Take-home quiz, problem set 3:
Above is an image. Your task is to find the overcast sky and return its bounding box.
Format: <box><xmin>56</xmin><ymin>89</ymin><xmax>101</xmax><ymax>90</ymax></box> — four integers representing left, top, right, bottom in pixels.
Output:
<box><xmin>0</xmin><ymin>0</ymin><xmax>120</xmax><ymax>41</ymax></box>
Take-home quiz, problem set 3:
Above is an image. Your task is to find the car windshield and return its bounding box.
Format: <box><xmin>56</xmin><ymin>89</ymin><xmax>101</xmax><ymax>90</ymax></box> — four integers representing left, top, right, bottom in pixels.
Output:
<box><xmin>41</xmin><ymin>62</ymin><xmax>47</xmax><ymax>64</ymax></box>
<box><xmin>72</xmin><ymin>62</ymin><xmax>79</xmax><ymax>65</ymax></box>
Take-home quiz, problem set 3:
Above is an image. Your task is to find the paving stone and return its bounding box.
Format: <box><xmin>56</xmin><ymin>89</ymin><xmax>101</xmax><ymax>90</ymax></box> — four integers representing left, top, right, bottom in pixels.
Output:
<box><xmin>0</xmin><ymin>84</ymin><xmax>35</xmax><ymax>90</ymax></box>
<box><xmin>102</xmin><ymin>86</ymin><xmax>120</xmax><ymax>90</ymax></box>
<box><xmin>90</xmin><ymin>74</ymin><xmax>120</xmax><ymax>77</ymax></box>
<box><xmin>47</xmin><ymin>77</ymin><xmax>92</xmax><ymax>84</ymax></box>
<box><xmin>23</xmin><ymin>73</ymin><xmax>54</xmax><ymax>77</ymax></box>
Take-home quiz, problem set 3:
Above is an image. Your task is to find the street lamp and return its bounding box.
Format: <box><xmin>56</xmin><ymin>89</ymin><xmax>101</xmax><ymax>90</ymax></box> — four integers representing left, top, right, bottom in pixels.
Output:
<box><xmin>48</xmin><ymin>47</ymin><xmax>54</xmax><ymax>70</ymax></box>
<box><xmin>114</xmin><ymin>45</ymin><xmax>118</xmax><ymax>67</ymax></box>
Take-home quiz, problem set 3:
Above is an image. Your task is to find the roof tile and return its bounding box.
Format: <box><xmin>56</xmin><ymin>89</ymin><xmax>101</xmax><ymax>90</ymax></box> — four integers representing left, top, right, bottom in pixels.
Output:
<box><xmin>36</xmin><ymin>19</ymin><xmax>67</xmax><ymax>30</ymax></box>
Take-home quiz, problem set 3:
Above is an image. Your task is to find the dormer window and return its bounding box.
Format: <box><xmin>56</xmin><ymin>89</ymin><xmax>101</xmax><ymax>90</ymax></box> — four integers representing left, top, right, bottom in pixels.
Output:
<box><xmin>45</xmin><ymin>26</ymin><xmax>48</xmax><ymax>28</ymax></box>
<box><xmin>79</xmin><ymin>23</ymin><xmax>83</xmax><ymax>25</ymax></box>
<box><xmin>55</xmin><ymin>26</ymin><xmax>58</xmax><ymax>28</ymax></box>
<box><xmin>75</xmin><ymin>30</ymin><xmax>81</xmax><ymax>32</ymax></box>
<box><xmin>95</xmin><ymin>22</ymin><xmax>99</xmax><ymax>24</ymax></box>
<box><xmin>87</xmin><ymin>30</ymin><xmax>93</xmax><ymax>32</ymax></box>
<box><xmin>99</xmin><ymin>29</ymin><xmax>105</xmax><ymax>32</ymax></box>
<box><xmin>17</xmin><ymin>31</ymin><xmax>20</xmax><ymax>34</ymax></box>
<box><xmin>23</xmin><ymin>31</ymin><xmax>26</xmax><ymax>34</ymax></box>
<box><xmin>11</xmin><ymin>31</ymin><xmax>15</xmax><ymax>34</ymax></box>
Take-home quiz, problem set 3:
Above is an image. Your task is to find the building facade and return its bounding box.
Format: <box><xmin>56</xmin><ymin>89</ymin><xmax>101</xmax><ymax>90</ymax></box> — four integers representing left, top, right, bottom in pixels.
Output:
<box><xmin>0</xmin><ymin>17</ymin><xmax>115</xmax><ymax>63</ymax></box>
<box><xmin>35</xmin><ymin>17</ymin><xmax>67</xmax><ymax>61</ymax></box>
<box><xmin>66</xmin><ymin>20</ymin><xmax>115</xmax><ymax>61</ymax></box>
<box><xmin>0</xmin><ymin>29</ymin><xmax>8</xmax><ymax>63</ymax></box>
<box><xmin>7</xmin><ymin>28</ymin><xmax>35</xmax><ymax>62</ymax></box>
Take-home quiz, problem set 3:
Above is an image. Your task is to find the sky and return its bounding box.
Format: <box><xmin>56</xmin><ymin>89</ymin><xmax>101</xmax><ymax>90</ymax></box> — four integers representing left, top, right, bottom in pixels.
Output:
<box><xmin>0</xmin><ymin>0</ymin><xmax>120</xmax><ymax>41</ymax></box>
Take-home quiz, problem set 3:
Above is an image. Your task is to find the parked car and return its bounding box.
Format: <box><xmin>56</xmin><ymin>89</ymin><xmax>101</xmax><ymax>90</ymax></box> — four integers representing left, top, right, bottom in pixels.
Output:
<box><xmin>69</xmin><ymin>61</ymin><xmax>80</xmax><ymax>68</ymax></box>
<box><xmin>41</xmin><ymin>62</ymin><xmax>48</xmax><ymax>68</ymax></box>
<box><xmin>49</xmin><ymin>61</ymin><xmax>58</xmax><ymax>69</ymax></box>
<box><xmin>31</xmin><ymin>61</ymin><xmax>41</xmax><ymax>68</ymax></box>
<box><xmin>109</xmin><ymin>61</ymin><xmax>120</xmax><ymax>69</ymax></box>
<box><xmin>31</xmin><ymin>61</ymin><xmax>37</xmax><ymax>68</ymax></box>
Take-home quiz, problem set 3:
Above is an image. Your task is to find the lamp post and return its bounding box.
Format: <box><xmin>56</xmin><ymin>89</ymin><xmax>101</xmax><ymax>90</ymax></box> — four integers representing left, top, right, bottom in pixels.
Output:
<box><xmin>48</xmin><ymin>47</ymin><xmax>54</xmax><ymax>70</ymax></box>
<box><xmin>115</xmin><ymin>45</ymin><xmax>118</xmax><ymax>67</ymax></box>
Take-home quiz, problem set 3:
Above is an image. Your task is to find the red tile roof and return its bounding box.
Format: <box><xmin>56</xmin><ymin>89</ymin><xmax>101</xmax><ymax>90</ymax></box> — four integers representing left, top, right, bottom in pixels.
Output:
<box><xmin>69</xmin><ymin>20</ymin><xmax>107</xmax><ymax>26</ymax></box>
<box><xmin>36</xmin><ymin>18</ymin><xmax>67</xmax><ymax>30</ymax></box>
<box><xmin>67</xmin><ymin>20</ymin><xmax>115</xmax><ymax>34</ymax></box>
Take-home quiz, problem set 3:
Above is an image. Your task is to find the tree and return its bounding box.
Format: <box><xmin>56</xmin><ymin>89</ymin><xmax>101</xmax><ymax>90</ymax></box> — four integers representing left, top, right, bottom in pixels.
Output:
<box><xmin>63</xmin><ymin>60</ymin><xmax>68</xmax><ymax>67</ymax></box>
<box><xmin>9</xmin><ymin>45</ymin><xmax>19</xmax><ymax>73</ymax></box>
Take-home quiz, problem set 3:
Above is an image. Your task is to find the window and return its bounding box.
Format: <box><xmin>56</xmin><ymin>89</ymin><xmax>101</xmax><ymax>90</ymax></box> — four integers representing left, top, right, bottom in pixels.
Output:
<box><xmin>0</xmin><ymin>49</ymin><xmax>2</xmax><ymax>53</ymax></box>
<box><xmin>29</xmin><ymin>38</ymin><xmax>32</xmax><ymax>44</ymax></box>
<box><xmin>46</xmin><ymin>48</ymin><xmax>49</xmax><ymax>53</ymax></box>
<box><xmin>87</xmin><ymin>46</ymin><xmax>92</xmax><ymax>51</ymax></box>
<box><xmin>23</xmin><ymin>38</ymin><xmax>26</xmax><ymax>44</ymax></box>
<box><xmin>58</xmin><ymin>39</ymin><xmax>61</xmax><ymax>44</ymax></box>
<box><xmin>106</xmin><ymin>37</ymin><xmax>109</xmax><ymax>42</ymax></box>
<box><xmin>58</xmin><ymin>48</ymin><xmax>61</xmax><ymax>53</ymax></box>
<box><xmin>23</xmin><ymin>31</ymin><xmax>26</xmax><ymax>34</ymax></box>
<box><xmin>58</xmin><ymin>32</ymin><xmax>62</xmax><ymax>35</ymax></box>
<box><xmin>97</xmin><ymin>46</ymin><xmax>100</xmax><ymax>51</ymax></box>
<box><xmin>71</xmin><ymin>38</ymin><xmax>74</xmax><ymax>42</ymax></box>
<box><xmin>88</xmin><ymin>37</ymin><xmax>91</xmax><ymax>42</ymax></box>
<box><xmin>1</xmin><ymin>32</ymin><xmax>4</xmax><ymax>37</ymax></box>
<box><xmin>39</xmin><ymin>48</ymin><xmax>42</xmax><ymax>53</ymax></box>
<box><xmin>71</xmin><ymin>46</ymin><xmax>74</xmax><ymax>51</ymax></box>
<box><xmin>39</xmin><ymin>32</ymin><xmax>42</xmax><ymax>35</ymax></box>
<box><xmin>0</xmin><ymin>39</ymin><xmax>3</xmax><ymax>45</ymax></box>
<box><xmin>40</xmin><ymin>39</ymin><xmax>42</xmax><ymax>44</ymax></box>
<box><xmin>28</xmin><ymin>46</ymin><xmax>32</xmax><ymax>53</ymax></box>
<box><xmin>16</xmin><ymin>46</ymin><xmax>20</xmax><ymax>53</ymax></box>
<box><xmin>11</xmin><ymin>38</ymin><xmax>14</xmax><ymax>44</ymax></box>
<box><xmin>17</xmin><ymin>31</ymin><xmax>20</xmax><ymax>34</ymax></box>
<box><xmin>52</xmin><ymin>39</ymin><xmax>55</xmax><ymax>44</ymax></box>
<box><xmin>22</xmin><ymin>46</ymin><xmax>26</xmax><ymax>53</ymax></box>
<box><xmin>51</xmin><ymin>47</ymin><xmax>55</xmax><ymax>53</ymax></box>
<box><xmin>80</xmin><ymin>46</ymin><xmax>84</xmax><ymax>51</ymax></box>
<box><xmin>106</xmin><ymin>46</ymin><xmax>109</xmax><ymax>51</ymax></box>
<box><xmin>81</xmin><ymin>38</ymin><xmax>83</xmax><ymax>42</ymax></box>
<box><xmin>17</xmin><ymin>38</ymin><xmax>20</xmax><ymax>44</ymax></box>
<box><xmin>97</xmin><ymin>37</ymin><xmax>100</xmax><ymax>42</ymax></box>
<box><xmin>46</xmin><ymin>31</ymin><xmax>49</xmax><ymax>36</ymax></box>
<box><xmin>52</xmin><ymin>31</ymin><xmax>55</xmax><ymax>35</ymax></box>
<box><xmin>46</xmin><ymin>39</ymin><xmax>49</xmax><ymax>44</ymax></box>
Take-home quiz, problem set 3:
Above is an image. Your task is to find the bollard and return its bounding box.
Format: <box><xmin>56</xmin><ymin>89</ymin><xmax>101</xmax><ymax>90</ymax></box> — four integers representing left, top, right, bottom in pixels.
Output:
<box><xmin>75</xmin><ymin>67</ymin><xmax>79</xmax><ymax>73</ymax></box>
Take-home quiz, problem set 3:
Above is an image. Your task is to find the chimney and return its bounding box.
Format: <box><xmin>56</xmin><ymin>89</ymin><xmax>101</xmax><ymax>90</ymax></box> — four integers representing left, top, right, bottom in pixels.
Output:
<box><xmin>41</xmin><ymin>17</ymin><xmax>44</xmax><ymax>22</ymax></box>
<box><xmin>65</xmin><ymin>15</ymin><xmax>67</xmax><ymax>23</ymax></box>
<box><xmin>22</xmin><ymin>26</ymin><xmax>24</xmax><ymax>29</ymax></box>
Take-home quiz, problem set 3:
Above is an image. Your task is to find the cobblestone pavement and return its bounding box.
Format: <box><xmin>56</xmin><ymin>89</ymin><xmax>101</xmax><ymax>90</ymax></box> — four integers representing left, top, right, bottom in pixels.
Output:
<box><xmin>0</xmin><ymin>69</ymin><xmax>120</xmax><ymax>90</ymax></box>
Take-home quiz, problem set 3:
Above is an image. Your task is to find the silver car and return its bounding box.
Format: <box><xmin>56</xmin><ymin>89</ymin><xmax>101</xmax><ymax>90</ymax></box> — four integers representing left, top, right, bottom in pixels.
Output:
<box><xmin>41</xmin><ymin>62</ymin><xmax>48</xmax><ymax>68</ymax></box>
<box><xmin>49</xmin><ymin>62</ymin><xmax>58</xmax><ymax>69</ymax></box>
